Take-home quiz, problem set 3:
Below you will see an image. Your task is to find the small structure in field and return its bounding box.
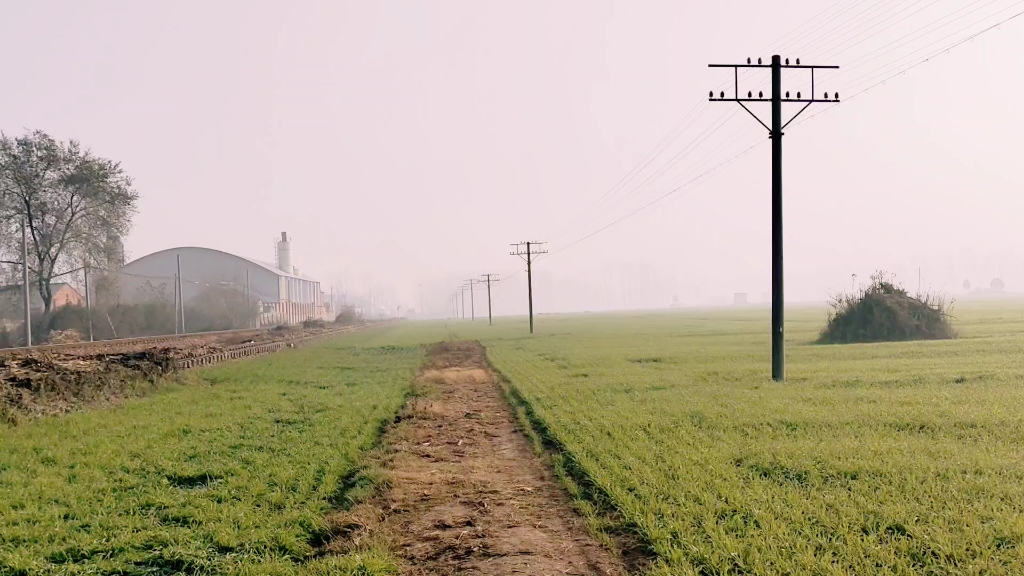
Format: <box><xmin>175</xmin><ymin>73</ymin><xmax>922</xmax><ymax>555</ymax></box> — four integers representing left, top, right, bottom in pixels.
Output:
<box><xmin>818</xmin><ymin>272</ymin><xmax>955</xmax><ymax>344</ymax></box>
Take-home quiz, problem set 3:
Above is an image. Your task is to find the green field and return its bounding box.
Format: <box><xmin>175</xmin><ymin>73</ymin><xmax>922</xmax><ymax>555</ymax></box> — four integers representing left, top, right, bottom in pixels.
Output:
<box><xmin>3</xmin><ymin>304</ymin><xmax>1024</xmax><ymax>574</ymax></box>
<box><xmin>379</xmin><ymin>303</ymin><xmax>1024</xmax><ymax>574</ymax></box>
<box><xmin>482</xmin><ymin>304</ymin><xmax>1024</xmax><ymax>574</ymax></box>
<box><xmin>0</xmin><ymin>335</ymin><xmax>422</xmax><ymax>575</ymax></box>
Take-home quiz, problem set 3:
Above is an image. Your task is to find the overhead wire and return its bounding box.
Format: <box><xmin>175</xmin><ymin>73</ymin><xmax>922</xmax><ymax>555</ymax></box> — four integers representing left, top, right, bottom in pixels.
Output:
<box><xmin>544</xmin><ymin>141</ymin><xmax>766</xmax><ymax>260</ymax></box>
<box><xmin>842</xmin><ymin>0</ymin><xmax>1024</xmax><ymax>89</ymax></box>
<box><xmin>794</xmin><ymin>5</ymin><xmax>1024</xmax><ymax>127</ymax></box>
<box><xmin>544</xmin><ymin>0</ymin><xmax>1015</xmax><ymax>256</ymax></box>
<box><xmin>546</xmin><ymin>0</ymin><xmax>863</xmax><ymax>243</ymax></box>
<box><xmin>543</xmin><ymin>0</ymin><xmax>1024</xmax><ymax>258</ymax></box>
<box><xmin>782</xmin><ymin>0</ymin><xmax>895</xmax><ymax>57</ymax></box>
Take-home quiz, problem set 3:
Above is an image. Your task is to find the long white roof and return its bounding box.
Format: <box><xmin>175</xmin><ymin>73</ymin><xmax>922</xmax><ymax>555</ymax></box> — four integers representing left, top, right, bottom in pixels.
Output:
<box><xmin>123</xmin><ymin>246</ymin><xmax>320</xmax><ymax>282</ymax></box>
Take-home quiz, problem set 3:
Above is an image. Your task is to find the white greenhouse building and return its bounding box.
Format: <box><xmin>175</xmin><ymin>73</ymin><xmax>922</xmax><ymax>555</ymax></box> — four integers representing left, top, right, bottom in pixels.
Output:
<box><xmin>117</xmin><ymin>232</ymin><xmax>327</xmax><ymax>326</ymax></box>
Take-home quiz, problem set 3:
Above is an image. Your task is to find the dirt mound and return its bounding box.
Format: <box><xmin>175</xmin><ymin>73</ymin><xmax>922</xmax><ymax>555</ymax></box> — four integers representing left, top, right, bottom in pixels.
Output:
<box><xmin>323</xmin><ymin>341</ymin><xmax>628</xmax><ymax>575</ymax></box>
<box><xmin>819</xmin><ymin>273</ymin><xmax>955</xmax><ymax>344</ymax></box>
<box><xmin>0</xmin><ymin>351</ymin><xmax>173</xmax><ymax>422</ymax></box>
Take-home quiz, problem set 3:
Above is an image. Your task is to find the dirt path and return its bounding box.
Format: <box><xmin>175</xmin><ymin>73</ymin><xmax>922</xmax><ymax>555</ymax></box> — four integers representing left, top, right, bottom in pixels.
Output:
<box><xmin>327</xmin><ymin>341</ymin><xmax>626</xmax><ymax>575</ymax></box>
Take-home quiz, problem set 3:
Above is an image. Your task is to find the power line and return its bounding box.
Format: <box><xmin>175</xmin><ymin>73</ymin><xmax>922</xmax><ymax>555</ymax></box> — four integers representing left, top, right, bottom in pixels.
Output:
<box><xmin>795</xmin><ymin>5</ymin><xmax>1024</xmax><ymax>127</ymax></box>
<box><xmin>546</xmin><ymin>141</ymin><xmax>765</xmax><ymax>258</ymax></box>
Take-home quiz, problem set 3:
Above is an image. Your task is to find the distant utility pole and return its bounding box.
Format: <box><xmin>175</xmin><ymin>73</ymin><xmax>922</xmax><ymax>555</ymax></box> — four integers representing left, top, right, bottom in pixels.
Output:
<box><xmin>176</xmin><ymin>254</ymin><xmax>186</xmax><ymax>333</ymax></box>
<box><xmin>709</xmin><ymin>55</ymin><xmax>839</xmax><ymax>382</ymax></box>
<box><xmin>84</xmin><ymin>264</ymin><xmax>94</xmax><ymax>341</ymax></box>
<box><xmin>510</xmin><ymin>241</ymin><xmax>547</xmax><ymax>334</ymax></box>
<box><xmin>21</xmin><ymin>218</ymin><xmax>31</xmax><ymax>347</ymax></box>
<box><xmin>465</xmin><ymin>279</ymin><xmax>481</xmax><ymax>321</ymax></box>
<box><xmin>481</xmin><ymin>273</ymin><xmax>499</xmax><ymax>326</ymax></box>
<box><xmin>451</xmin><ymin>292</ymin><xmax>458</xmax><ymax>319</ymax></box>
<box><xmin>460</xmin><ymin>284</ymin><xmax>466</xmax><ymax>319</ymax></box>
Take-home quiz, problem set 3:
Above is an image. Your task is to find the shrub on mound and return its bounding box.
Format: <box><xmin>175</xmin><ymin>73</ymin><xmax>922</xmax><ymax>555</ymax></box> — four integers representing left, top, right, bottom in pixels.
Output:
<box><xmin>818</xmin><ymin>273</ymin><xmax>955</xmax><ymax>344</ymax></box>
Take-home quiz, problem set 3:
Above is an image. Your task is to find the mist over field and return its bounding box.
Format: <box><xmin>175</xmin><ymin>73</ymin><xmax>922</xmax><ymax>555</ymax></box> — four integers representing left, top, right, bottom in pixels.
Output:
<box><xmin>0</xmin><ymin>1</ymin><xmax>1020</xmax><ymax>317</ymax></box>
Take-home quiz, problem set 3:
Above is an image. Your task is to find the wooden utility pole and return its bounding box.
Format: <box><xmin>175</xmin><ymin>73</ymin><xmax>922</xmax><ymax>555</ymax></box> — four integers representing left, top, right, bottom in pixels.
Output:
<box><xmin>481</xmin><ymin>273</ymin><xmax>499</xmax><ymax>326</ymax></box>
<box><xmin>465</xmin><ymin>278</ymin><xmax>481</xmax><ymax>321</ymax></box>
<box><xmin>510</xmin><ymin>241</ymin><xmax>547</xmax><ymax>334</ymax></box>
<box><xmin>708</xmin><ymin>55</ymin><xmax>839</xmax><ymax>382</ymax></box>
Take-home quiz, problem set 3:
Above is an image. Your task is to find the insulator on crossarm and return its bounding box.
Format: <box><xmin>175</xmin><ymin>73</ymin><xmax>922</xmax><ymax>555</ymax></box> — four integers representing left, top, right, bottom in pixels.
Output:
<box><xmin>824</xmin><ymin>92</ymin><xmax>829</xmax><ymax>99</ymax></box>
<box><xmin>835</xmin><ymin>92</ymin><xmax>840</xmax><ymax>100</ymax></box>
<box><xmin>786</xmin><ymin>91</ymin><xmax>790</xmax><ymax>98</ymax></box>
<box><xmin>720</xmin><ymin>91</ymin><xmax>725</xmax><ymax>98</ymax></box>
<box><xmin>747</xmin><ymin>57</ymin><xmax>751</xmax><ymax>64</ymax></box>
<box><xmin>709</xmin><ymin>91</ymin><xmax>714</xmax><ymax>98</ymax></box>
<box><xmin>759</xmin><ymin>91</ymin><xmax>763</xmax><ymax>98</ymax></box>
<box><xmin>748</xmin><ymin>91</ymin><xmax>752</xmax><ymax>98</ymax></box>
<box><xmin>796</xmin><ymin>58</ymin><xmax>801</xmax><ymax>65</ymax></box>
<box><xmin>758</xmin><ymin>58</ymin><xmax>762</xmax><ymax>64</ymax></box>
<box><xmin>785</xmin><ymin>58</ymin><xmax>789</xmax><ymax>65</ymax></box>
<box><xmin>797</xmin><ymin>91</ymin><xmax>801</xmax><ymax>98</ymax></box>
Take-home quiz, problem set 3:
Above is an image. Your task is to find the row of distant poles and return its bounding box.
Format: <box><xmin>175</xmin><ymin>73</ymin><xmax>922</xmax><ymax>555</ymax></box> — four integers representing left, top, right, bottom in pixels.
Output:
<box><xmin>449</xmin><ymin>241</ymin><xmax>549</xmax><ymax>334</ymax></box>
<box><xmin>708</xmin><ymin>54</ymin><xmax>839</xmax><ymax>382</ymax></box>
<box><xmin>451</xmin><ymin>273</ymin><xmax>500</xmax><ymax>326</ymax></box>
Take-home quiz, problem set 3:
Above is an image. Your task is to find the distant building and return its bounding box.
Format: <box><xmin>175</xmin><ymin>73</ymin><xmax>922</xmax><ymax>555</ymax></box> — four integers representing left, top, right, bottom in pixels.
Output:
<box><xmin>117</xmin><ymin>232</ymin><xmax>327</xmax><ymax>325</ymax></box>
<box><xmin>0</xmin><ymin>282</ymin><xmax>84</xmax><ymax>320</ymax></box>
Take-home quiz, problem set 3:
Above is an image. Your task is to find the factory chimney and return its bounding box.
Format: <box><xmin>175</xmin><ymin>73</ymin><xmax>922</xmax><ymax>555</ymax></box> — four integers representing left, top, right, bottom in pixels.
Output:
<box><xmin>277</xmin><ymin>232</ymin><xmax>293</xmax><ymax>274</ymax></box>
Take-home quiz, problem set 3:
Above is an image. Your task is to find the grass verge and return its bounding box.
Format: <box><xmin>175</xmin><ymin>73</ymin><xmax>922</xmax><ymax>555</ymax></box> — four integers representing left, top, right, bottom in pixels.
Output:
<box><xmin>0</xmin><ymin>339</ymin><xmax>421</xmax><ymax>575</ymax></box>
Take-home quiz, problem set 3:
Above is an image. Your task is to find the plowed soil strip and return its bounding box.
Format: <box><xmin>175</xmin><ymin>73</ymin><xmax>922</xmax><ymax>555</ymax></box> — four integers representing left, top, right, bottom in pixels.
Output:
<box><xmin>327</xmin><ymin>341</ymin><xmax>625</xmax><ymax>575</ymax></box>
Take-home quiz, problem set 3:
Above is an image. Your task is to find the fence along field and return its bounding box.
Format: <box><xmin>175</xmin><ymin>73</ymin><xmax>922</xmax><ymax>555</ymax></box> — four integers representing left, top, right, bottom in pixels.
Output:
<box><xmin>0</xmin><ymin>334</ymin><xmax>421</xmax><ymax>575</ymax></box>
<box><xmin>482</xmin><ymin>305</ymin><xmax>1024</xmax><ymax>574</ymax></box>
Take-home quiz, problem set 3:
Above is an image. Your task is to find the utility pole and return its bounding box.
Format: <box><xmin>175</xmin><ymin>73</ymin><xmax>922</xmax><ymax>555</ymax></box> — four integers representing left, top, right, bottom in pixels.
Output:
<box><xmin>465</xmin><ymin>279</ymin><xmax>480</xmax><ymax>321</ymax></box>
<box><xmin>481</xmin><ymin>273</ymin><xmax>499</xmax><ymax>326</ymax></box>
<box><xmin>510</xmin><ymin>241</ymin><xmax>547</xmax><ymax>334</ymax></box>
<box><xmin>246</xmin><ymin>269</ymin><xmax>252</xmax><ymax>328</ymax></box>
<box><xmin>84</xmin><ymin>264</ymin><xmax>94</xmax><ymax>341</ymax></box>
<box><xmin>173</xmin><ymin>272</ymin><xmax>179</xmax><ymax>334</ymax></box>
<box><xmin>21</xmin><ymin>218</ymin><xmax>31</xmax><ymax>347</ymax></box>
<box><xmin>709</xmin><ymin>55</ymin><xmax>839</xmax><ymax>382</ymax></box>
<box><xmin>460</xmin><ymin>284</ymin><xmax>466</xmax><ymax>319</ymax></box>
<box><xmin>176</xmin><ymin>254</ymin><xmax>186</xmax><ymax>333</ymax></box>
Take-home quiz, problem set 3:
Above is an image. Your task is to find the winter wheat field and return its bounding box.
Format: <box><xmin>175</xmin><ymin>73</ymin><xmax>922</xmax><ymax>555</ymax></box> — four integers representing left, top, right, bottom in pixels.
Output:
<box><xmin>3</xmin><ymin>302</ymin><xmax>1024</xmax><ymax>574</ymax></box>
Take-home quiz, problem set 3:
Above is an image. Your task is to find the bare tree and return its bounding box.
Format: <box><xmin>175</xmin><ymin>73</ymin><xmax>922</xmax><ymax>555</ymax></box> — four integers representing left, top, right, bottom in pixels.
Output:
<box><xmin>0</xmin><ymin>130</ymin><xmax>137</xmax><ymax>314</ymax></box>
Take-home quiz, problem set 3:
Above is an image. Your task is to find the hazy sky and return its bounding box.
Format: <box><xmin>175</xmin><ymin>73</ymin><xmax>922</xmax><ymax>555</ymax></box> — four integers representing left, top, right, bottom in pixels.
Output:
<box><xmin>2</xmin><ymin>1</ymin><xmax>1022</xmax><ymax>317</ymax></box>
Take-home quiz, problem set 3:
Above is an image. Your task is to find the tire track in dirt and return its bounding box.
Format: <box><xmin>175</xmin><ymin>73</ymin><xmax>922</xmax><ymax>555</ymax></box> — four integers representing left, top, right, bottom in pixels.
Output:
<box><xmin>325</xmin><ymin>341</ymin><xmax>627</xmax><ymax>575</ymax></box>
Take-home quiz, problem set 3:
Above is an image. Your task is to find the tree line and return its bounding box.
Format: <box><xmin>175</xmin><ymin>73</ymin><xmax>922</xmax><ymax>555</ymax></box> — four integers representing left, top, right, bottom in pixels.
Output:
<box><xmin>0</xmin><ymin>130</ymin><xmax>137</xmax><ymax>315</ymax></box>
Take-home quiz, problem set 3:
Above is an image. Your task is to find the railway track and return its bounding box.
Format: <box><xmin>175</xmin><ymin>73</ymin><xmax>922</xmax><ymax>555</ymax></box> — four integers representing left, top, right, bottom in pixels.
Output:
<box><xmin>171</xmin><ymin>323</ymin><xmax>379</xmax><ymax>369</ymax></box>
<box><xmin>0</xmin><ymin>327</ymin><xmax>265</xmax><ymax>357</ymax></box>
<box><xmin>0</xmin><ymin>321</ymin><xmax>391</xmax><ymax>370</ymax></box>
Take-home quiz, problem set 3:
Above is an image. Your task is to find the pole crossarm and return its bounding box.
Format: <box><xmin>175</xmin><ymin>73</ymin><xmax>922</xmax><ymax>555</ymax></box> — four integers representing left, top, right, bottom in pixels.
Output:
<box><xmin>710</xmin><ymin>97</ymin><xmax>839</xmax><ymax>103</ymax></box>
<box><xmin>708</xmin><ymin>63</ymin><xmax>839</xmax><ymax>69</ymax></box>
